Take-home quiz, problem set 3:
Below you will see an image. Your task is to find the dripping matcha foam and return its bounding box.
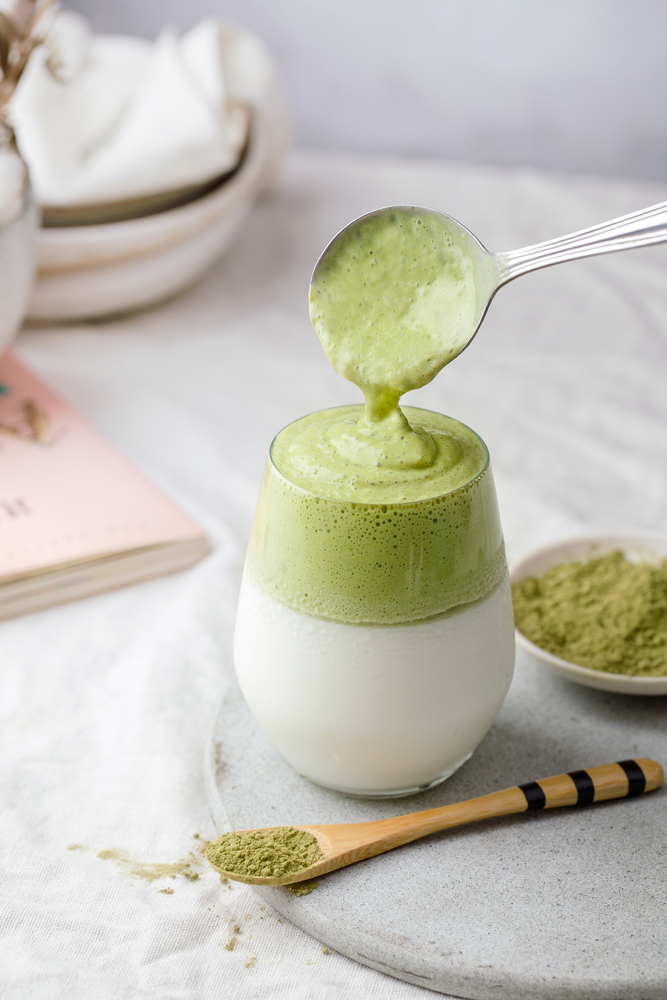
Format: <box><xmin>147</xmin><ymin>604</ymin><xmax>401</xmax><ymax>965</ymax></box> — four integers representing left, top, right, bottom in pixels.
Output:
<box><xmin>234</xmin><ymin>206</ymin><xmax>514</xmax><ymax>796</ymax></box>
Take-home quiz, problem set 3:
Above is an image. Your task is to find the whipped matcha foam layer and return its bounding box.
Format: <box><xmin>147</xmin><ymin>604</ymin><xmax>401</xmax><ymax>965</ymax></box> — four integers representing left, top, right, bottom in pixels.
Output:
<box><xmin>271</xmin><ymin>405</ymin><xmax>485</xmax><ymax>504</ymax></box>
<box><xmin>246</xmin><ymin>406</ymin><xmax>505</xmax><ymax>625</ymax></box>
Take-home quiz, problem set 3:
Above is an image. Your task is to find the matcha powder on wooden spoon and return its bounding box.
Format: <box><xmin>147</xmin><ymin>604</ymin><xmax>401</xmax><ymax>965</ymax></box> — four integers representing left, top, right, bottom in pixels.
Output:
<box><xmin>206</xmin><ymin>828</ymin><xmax>323</xmax><ymax>879</ymax></box>
<box><xmin>512</xmin><ymin>550</ymin><xmax>667</xmax><ymax>676</ymax></box>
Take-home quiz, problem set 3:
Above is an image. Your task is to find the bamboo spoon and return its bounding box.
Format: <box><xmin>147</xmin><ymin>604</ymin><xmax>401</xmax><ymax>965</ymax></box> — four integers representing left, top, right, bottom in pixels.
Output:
<box><xmin>206</xmin><ymin>758</ymin><xmax>663</xmax><ymax>886</ymax></box>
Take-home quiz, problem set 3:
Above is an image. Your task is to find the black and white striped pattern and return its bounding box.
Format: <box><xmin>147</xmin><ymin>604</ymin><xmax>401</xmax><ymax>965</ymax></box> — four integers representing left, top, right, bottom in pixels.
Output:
<box><xmin>519</xmin><ymin>759</ymin><xmax>647</xmax><ymax>809</ymax></box>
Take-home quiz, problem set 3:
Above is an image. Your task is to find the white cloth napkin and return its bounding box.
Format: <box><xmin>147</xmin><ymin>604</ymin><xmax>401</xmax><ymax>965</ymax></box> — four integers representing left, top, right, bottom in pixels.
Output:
<box><xmin>8</xmin><ymin>11</ymin><xmax>274</xmax><ymax>206</ymax></box>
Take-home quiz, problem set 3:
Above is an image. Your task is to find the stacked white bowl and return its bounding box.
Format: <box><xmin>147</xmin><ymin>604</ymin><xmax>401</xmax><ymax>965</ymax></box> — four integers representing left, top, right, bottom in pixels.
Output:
<box><xmin>27</xmin><ymin>94</ymin><xmax>288</xmax><ymax>323</ymax></box>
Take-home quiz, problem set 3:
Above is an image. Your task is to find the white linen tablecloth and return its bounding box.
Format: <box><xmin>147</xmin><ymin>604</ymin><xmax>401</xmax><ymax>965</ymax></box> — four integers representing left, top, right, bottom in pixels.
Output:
<box><xmin>3</xmin><ymin>149</ymin><xmax>667</xmax><ymax>999</ymax></box>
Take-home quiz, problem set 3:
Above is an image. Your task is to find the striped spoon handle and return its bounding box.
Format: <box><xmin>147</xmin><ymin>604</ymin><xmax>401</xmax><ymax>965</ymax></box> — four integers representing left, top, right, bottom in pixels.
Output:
<box><xmin>512</xmin><ymin>758</ymin><xmax>661</xmax><ymax>811</ymax></box>
<box><xmin>392</xmin><ymin>758</ymin><xmax>664</xmax><ymax>839</ymax></box>
<box><xmin>309</xmin><ymin>759</ymin><xmax>664</xmax><ymax>865</ymax></box>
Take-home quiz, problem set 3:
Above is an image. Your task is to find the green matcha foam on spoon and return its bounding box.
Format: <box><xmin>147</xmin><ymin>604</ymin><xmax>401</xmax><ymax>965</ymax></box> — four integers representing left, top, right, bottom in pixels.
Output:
<box><xmin>309</xmin><ymin>206</ymin><xmax>495</xmax><ymax>471</ymax></box>
<box><xmin>309</xmin><ymin>200</ymin><xmax>667</xmax><ymax>471</ymax></box>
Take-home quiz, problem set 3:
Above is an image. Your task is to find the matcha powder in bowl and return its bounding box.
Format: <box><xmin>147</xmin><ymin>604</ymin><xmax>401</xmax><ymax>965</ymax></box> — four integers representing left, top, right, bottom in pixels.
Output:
<box><xmin>510</xmin><ymin>534</ymin><xmax>667</xmax><ymax>694</ymax></box>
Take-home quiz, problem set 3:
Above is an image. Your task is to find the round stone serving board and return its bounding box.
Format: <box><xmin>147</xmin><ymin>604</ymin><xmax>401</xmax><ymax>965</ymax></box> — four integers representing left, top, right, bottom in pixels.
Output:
<box><xmin>205</xmin><ymin>652</ymin><xmax>667</xmax><ymax>1000</ymax></box>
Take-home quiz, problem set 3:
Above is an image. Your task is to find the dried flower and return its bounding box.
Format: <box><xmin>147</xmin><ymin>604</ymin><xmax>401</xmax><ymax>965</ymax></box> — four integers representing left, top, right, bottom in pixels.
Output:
<box><xmin>0</xmin><ymin>0</ymin><xmax>52</xmax><ymax>116</ymax></box>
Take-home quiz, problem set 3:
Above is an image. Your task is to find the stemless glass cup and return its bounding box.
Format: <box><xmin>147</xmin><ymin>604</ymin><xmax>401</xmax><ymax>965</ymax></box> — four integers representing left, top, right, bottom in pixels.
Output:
<box><xmin>234</xmin><ymin>407</ymin><xmax>515</xmax><ymax>798</ymax></box>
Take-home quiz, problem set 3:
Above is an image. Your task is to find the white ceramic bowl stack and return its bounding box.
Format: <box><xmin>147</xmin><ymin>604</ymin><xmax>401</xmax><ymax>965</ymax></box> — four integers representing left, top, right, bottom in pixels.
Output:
<box><xmin>26</xmin><ymin>92</ymin><xmax>288</xmax><ymax>324</ymax></box>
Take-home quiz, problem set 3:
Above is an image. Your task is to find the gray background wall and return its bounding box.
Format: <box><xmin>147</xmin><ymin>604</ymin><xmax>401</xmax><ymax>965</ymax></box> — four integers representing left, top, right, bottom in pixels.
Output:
<box><xmin>69</xmin><ymin>0</ymin><xmax>667</xmax><ymax>183</ymax></box>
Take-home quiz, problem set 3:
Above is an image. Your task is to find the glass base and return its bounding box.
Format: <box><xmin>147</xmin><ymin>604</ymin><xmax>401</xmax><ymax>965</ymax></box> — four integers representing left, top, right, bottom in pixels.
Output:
<box><xmin>299</xmin><ymin>752</ymin><xmax>473</xmax><ymax>800</ymax></box>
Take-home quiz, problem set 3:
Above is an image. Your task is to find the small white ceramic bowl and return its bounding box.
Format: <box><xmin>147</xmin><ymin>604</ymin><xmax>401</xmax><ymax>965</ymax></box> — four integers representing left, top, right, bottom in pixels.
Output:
<box><xmin>510</xmin><ymin>532</ymin><xmax>667</xmax><ymax>696</ymax></box>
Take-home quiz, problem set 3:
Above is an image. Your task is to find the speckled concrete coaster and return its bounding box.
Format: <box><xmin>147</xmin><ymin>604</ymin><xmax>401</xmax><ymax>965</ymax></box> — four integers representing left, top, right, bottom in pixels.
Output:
<box><xmin>205</xmin><ymin>652</ymin><xmax>667</xmax><ymax>999</ymax></box>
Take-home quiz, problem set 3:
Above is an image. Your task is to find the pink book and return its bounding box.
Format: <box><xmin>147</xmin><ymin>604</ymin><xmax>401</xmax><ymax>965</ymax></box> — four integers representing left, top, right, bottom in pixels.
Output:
<box><xmin>0</xmin><ymin>352</ymin><xmax>210</xmax><ymax>619</ymax></box>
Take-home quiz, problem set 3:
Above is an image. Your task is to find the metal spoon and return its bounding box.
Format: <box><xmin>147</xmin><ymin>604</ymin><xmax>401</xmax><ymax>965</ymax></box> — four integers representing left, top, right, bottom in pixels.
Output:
<box><xmin>205</xmin><ymin>758</ymin><xmax>663</xmax><ymax>886</ymax></box>
<box><xmin>310</xmin><ymin>199</ymin><xmax>667</xmax><ymax>366</ymax></box>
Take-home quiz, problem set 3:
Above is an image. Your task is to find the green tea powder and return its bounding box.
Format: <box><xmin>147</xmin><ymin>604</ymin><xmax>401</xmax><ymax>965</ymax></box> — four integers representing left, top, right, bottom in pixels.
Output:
<box><xmin>512</xmin><ymin>550</ymin><xmax>667</xmax><ymax>676</ymax></box>
<box><xmin>206</xmin><ymin>828</ymin><xmax>322</xmax><ymax>879</ymax></box>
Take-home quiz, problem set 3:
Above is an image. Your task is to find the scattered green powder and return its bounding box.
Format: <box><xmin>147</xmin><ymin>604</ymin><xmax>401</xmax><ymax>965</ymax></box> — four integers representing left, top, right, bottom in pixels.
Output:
<box><xmin>96</xmin><ymin>848</ymin><xmax>203</xmax><ymax>883</ymax></box>
<box><xmin>158</xmin><ymin>887</ymin><xmax>174</xmax><ymax>895</ymax></box>
<box><xmin>287</xmin><ymin>878</ymin><xmax>319</xmax><ymax>896</ymax></box>
<box><xmin>512</xmin><ymin>550</ymin><xmax>667</xmax><ymax>676</ymax></box>
<box><xmin>224</xmin><ymin>936</ymin><xmax>237</xmax><ymax>951</ymax></box>
<box><xmin>205</xmin><ymin>828</ymin><xmax>323</xmax><ymax>879</ymax></box>
<box><xmin>94</xmin><ymin>836</ymin><xmax>211</xmax><ymax>883</ymax></box>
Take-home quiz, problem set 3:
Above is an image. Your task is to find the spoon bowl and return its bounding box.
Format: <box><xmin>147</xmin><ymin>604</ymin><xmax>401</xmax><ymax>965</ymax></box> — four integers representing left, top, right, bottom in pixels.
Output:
<box><xmin>206</xmin><ymin>757</ymin><xmax>663</xmax><ymax>886</ymax></box>
<box><xmin>309</xmin><ymin>206</ymin><xmax>501</xmax><ymax>385</ymax></box>
<box><xmin>310</xmin><ymin>199</ymin><xmax>667</xmax><ymax>372</ymax></box>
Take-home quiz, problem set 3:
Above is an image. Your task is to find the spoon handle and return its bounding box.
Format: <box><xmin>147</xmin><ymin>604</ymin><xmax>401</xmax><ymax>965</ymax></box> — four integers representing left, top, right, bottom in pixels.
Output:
<box><xmin>496</xmin><ymin>200</ymin><xmax>667</xmax><ymax>281</ymax></box>
<box><xmin>314</xmin><ymin>759</ymin><xmax>663</xmax><ymax>862</ymax></box>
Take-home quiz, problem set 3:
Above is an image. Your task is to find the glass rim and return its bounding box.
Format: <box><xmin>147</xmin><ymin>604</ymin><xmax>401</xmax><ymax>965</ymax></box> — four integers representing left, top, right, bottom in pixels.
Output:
<box><xmin>268</xmin><ymin>404</ymin><xmax>490</xmax><ymax>508</ymax></box>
